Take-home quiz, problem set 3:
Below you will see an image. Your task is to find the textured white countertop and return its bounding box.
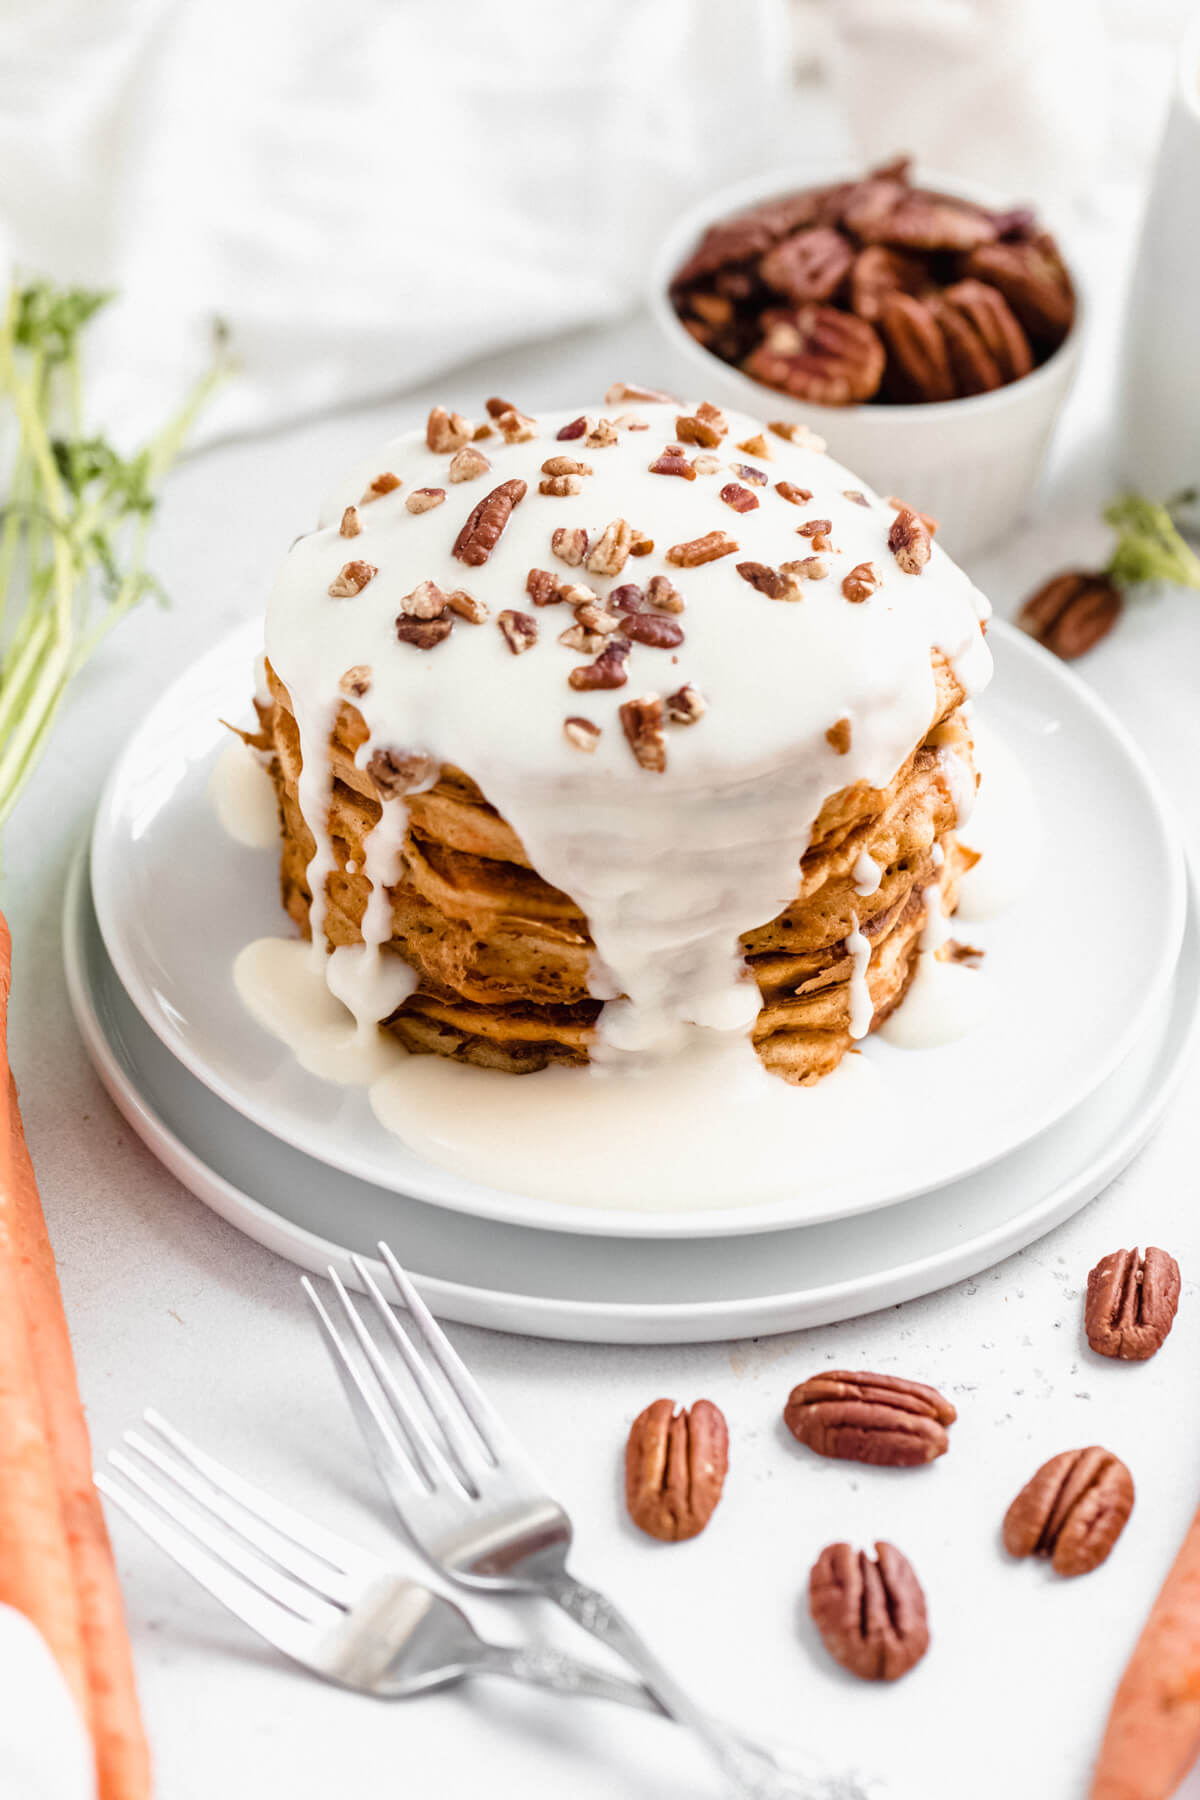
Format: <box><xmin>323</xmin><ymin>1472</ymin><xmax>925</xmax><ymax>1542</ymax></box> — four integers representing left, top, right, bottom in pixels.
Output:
<box><xmin>8</xmin><ymin>209</ymin><xmax>1200</xmax><ymax>1799</ymax></box>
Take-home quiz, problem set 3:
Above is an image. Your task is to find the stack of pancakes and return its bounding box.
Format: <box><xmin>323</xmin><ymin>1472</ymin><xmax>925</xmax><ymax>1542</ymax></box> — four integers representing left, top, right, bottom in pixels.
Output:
<box><xmin>257</xmin><ymin>653</ymin><xmax>978</xmax><ymax>1085</ymax></box>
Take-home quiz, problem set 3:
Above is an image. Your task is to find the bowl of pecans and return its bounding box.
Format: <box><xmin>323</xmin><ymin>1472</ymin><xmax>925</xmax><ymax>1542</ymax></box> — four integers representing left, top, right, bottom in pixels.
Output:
<box><xmin>650</xmin><ymin>158</ymin><xmax>1082</xmax><ymax>559</ymax></box>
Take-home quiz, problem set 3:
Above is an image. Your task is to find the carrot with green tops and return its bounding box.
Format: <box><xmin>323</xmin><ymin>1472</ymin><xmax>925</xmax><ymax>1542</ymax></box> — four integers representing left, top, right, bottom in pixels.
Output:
<box><xmin>1091</xmin><ymin>1503</ymin><xmax>1200</xmax><ymax>1798</ymax></box>
<box><xmin>0</xmin><ymin>914</ymin><xmax>150</xmax><ymax>1797</ymax></box>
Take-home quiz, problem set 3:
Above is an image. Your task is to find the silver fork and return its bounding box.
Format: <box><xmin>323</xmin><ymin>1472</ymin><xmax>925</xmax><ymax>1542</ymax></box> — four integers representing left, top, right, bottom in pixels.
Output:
<box><xmin>304</xmin><ymin>1244</ymin><xmax>885</xmax><ymax>1800</ymax></box>
<box><xmin>97</xmin><ymin>1410</ymin><xmax>677</xmax><ymax>1711</ymax></box>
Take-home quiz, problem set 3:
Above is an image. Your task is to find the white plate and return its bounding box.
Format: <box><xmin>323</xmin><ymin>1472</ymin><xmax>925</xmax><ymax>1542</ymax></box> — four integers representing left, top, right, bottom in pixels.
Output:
<box><xmin>90</xmin><ymin>617</ymin><xmax>1187</xmax><ymax>1238</ymax></box>
<box><xmin>65</xmin><ymin>845</ymin><xmax>1200</xmax><ymax>1343</ymax></box>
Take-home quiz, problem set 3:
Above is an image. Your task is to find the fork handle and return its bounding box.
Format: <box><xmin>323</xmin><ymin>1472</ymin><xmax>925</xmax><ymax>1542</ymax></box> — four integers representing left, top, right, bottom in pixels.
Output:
<box><xmin>471</xmin><ymin>1640</ymin><xmax>662</xmax><ymax>1710</ymax></box>
<box><xmin>545</xmin><ymin>1571</ymin><xmax>880</xmax><ymax>1800</ymax></box>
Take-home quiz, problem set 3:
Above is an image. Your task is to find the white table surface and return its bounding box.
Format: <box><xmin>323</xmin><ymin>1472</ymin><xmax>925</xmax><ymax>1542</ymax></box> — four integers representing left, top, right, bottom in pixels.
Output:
<box><xmin>9</xmin><ymin>198</ymin><xmax>1200</xmax><ymax>1800</ymax></box>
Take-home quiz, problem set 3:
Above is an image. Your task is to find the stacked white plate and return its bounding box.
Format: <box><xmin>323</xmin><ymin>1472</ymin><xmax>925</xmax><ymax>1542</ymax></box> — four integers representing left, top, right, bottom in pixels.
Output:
<box><xmin>66</xmin><ymin>619</ymin><xmax>1199</xmax><ymax>1343</ymax></box>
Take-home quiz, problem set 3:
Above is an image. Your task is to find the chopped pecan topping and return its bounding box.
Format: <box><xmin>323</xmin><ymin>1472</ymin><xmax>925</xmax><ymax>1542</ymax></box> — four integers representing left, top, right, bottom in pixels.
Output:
<box><xmin>889</xmin><ymin>507</ymin><xmax>932</xmax><ymax>574</ymax></box>
<box><xmin>675</xmin><ymin>401</ymin><xmax>728</xmax><ymax>447</ymax></box>
<box><xmin>564</xmin><ymin>716</ymin><xmax>601</xmax><ymax>752</ymax></box>
<box><xmin>945</xmin><ymin>939</ymin><xmax>984</xmax><ymax>966</ymax></box>
<box><xmin>558</xmin><ymin>623</ymin><xmax>606</xmax><ymax>654</ymax></box>
<box><xmin>338</xmin><ymin>665</ymin><xmax>371</xmax><ymax>699</ymax></box>
<box><xmin>556</xmin><ymin>415</ymin><xmax>588</xmax><ymax>441</ymax></box>
<box><xmin>405</xmin><ymin>487</ymin><xmax>446</xmax><ymax>514</ymax></box>
<box><xmin>540</xmin><ymin>455</ymin><xmax>592</xmax><ymax>478</ymax></box>
<box><xmin>729</xmin><ymin>462</ymin><xmax>768</xmax><ymax>486</ymax></box>
<box><xmin>366</xmin><ymin>747</ymin><xmax>434</xmax><ymax>799</ymax></box>
<box><xmin>719</xmin><ymin>481</ymin><xmax>759</xmax><ymax>514</ymax></box>
<box><xmin>666</xmin><ymin>683</ymin><xmax>706</xmax><ymax>724</ymax></box>
<box><xmin>736</xmin><ymin>560</ymin><xmax>797</xmax><ymax>601</ymax></box>
<box><xmin>1085</xmin><ymin>1247</ymin><xmax>1181</xmax><ymax>1361</ymax></box>
<box><xmin>453</xmin><ymin>478</ymin><xmax>527</xmax><ymax>566</ymax></box>
<box><xmin>399</xmin><ymin>579</ymin><xmax>448</xmax><ymax>620</ymax></box>
<box><xmin>797</xmin><ymin>517</ymin><xmax>832</xmax><ymax>539</ymax></box>
<box><xmin>587</xmin><ymin>518</ymin><xmax>635</xmax><ymax>577</ymax></box>
<box><xmin>886</xmin><ymin>496</ymin><xmax>939</xmax><ymax>536</ymax></box>
<box><xmin>568</xmin><ymin>640</ymin><xmax>630</xmax><ymax>690</ymax></box>
<box><xmin>585</xmin><ymin>418</ymin><xmax>619</xmax><ymax>448</ymax></box>
<box><xmin>666</xmin><ymin>530</ymin><xmax>739</xmax><ymax>567</ymax></box>
<box><xmin>768</xmin><ymin>419</ymin><xmax>826</xmax><ymax>451</ymax></box>
<box><xmin>575</xmin><ymin>600</ymin><xmax>623</xmax><ymax>636</ymax></box>
<box><xmin>826</xmin><ymin>717</ymin><xmax>852</xmax><ymax>754</ymax></box>
<box><xmin>810</xmin><ymin>1542</ymin><xmax>929</xmax><ymax>1682</ymax></box>
<box><xmin>1018</xmin><ymin>569</ymin><xmax>1120</xmax><ymax>661</ymax></box>
<box><xmin>605</xmin><ymin>381</ymin><xmax>676</xmax><ymax>405</ymax></box>
<box><xmin>490</xmin><ymin>404</ymin><xmax>537</xmax><ymax>444</ymax></box>
<box><xmin>788</xmin><ymin>554</ymin><xmax>828</xmax><ymax>581</ymax></box>
<box><xmin>645</xmin><ymin>574</ymin><xmax>684</xmax><ymax>614</ymax></box>
<box><xmin>1003</xmin><ymin>1447</ymin><xmax>1134</xmax><ymax>1577</ymax></box>
<box><xmin>497</xmin><ymin>609</ymin><xmax>538</xmax><ymax>654</ymax></box>
<box><xmin>426</xmin><ymin>406</ymin><xmax>472</xmax><ymax>453</ymax></box>
<box><xmin>526</xmin><ymin>568</ymin><xmax>561</xmax><ymax>607</ymax></box>
<box><xmin>558</xmin><ymin>582</ymin><xmax>601</xmax><ymax>607</ymax></box>
<box><xmin>613</xmin><ymin>413</ymin><xmax>650</xmax><ymax>431</ymax></box>
<box><xmin>609</xmin><ymin>583</ymin><xmax>645</xmax><ymax>614</ymax></box>
<box><xmin>361</xmin><ymin>472</ymin><xmax>401</xmax><ymax>504</ymax></box>
<box><xmin>625</xmin><ymin>1398</ymin><xmax>728</xmax><ymax>1540</ymax></box>
<box><xmin>539</xmin><ymin>473</ymin><xmax>584</xmax><ymax>497</ymax></box>
<box><xmin>691</xmin><ymin>453</ymin><xmax>722</xmax><ymax>476</ymax></box>
<box><xmin>620</xmin><ymin>693</ymin><xmax>667</xmax><ymax>772</ymax></box>
<box><xmin>648</xmin><ymin>446</ymin><xmax>696</xmax><ymax>480</ymax></box>
<box><xmin>445</xmin><ymin>588</ymin><xmax>488</xmax><ymax>624</ymax></box>
<box><xmin>395</xmin><ymin>614</ymin><xmax>454</xmax><ymax>650</ymax></box>
<box><xmin>843</xmin><ymin>561</ymin><xmax>881</xmax><ymax>602</ymax></box>
<box><xmin>620</xmin><ymin>611</ymin><xmax>684</xmax><ymax>648</ymax></box>
<box><xmin>339</xmin><ymin>505</ymin><xmax>362</xmax><ymax>538</ymax></box>
<box><xmin>629</xmin><ymin>527</ymin><xmax>654</xmax><ymax>557</ymax></box>
<box><xmin>843</xmin><ymin>489</ymin><xmax>870</xmax><ymax>507</ymax></box>
<box><xmin>328</xmin><ymin>559</ymin><xmax>377</xmax><ymax>598</ymax></box>
<box><xmin>785</xmin><ymin>1370</ymin><xmax>956</xmax><ymax>1466</ymax></box>
<box><xmin>775</xmin><ymin>481</ymin><xmax>813</xmax><ymax>505</ymax></box>
<box><xmin>736</xmin><ymin>432</ymin><xmax>773</xmax><ymax>459</ymax></box>
<box><xmin>449</xmin><ymin>445</ymin><xmax>491</xmax><ymax>484</ymax></box>
<box><xmin>550</xmin><ymin>526</ymin><xmax>589</xmax><ymax>567</ymax></box>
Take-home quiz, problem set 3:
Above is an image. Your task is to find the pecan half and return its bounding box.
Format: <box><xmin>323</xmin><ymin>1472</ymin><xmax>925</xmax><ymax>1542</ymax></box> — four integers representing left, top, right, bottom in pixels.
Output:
<box><xmin>720</xmin><ymin>482</ymin><xmax>759</xmax><ymax>514</ymax></box>
<box><xmin>619</xmin><ymin>611</ymin><xmax>685</xmax><ymax>648</ymax></box>
<box><xmin>666</xmin><ymin>531</ymin><xmax>739</xmax><ymax>568</ymax></box>
<box><xmin>743</xmin><ymin>305</ymin><xmax>885</xmax><ymax>405</ymax></box>
<box><xmin>964</xmin><ymin>235</ymin><xmax>1075</xmax><ymax>348</ymax></box>
<box><xmin>809</xmin><ymin>1542</ymin><xmax>929</xmax><ymax>1681</ymax></box>
<box><xmin>854</xmin><ymin>186</ymin><xmax>997</xmax><ymax>254</ymax></box>
<box><xmin>1003</xmin><ymin>1447</ymin><xmax>1134</xmax><ymax>1577</ymax></box>
<box><xmin>1085</xmin><ymin>1247</ymin><xmax>1181</xmax><ymax>1361</ymax></box>
<box><xmin>1018</xmin><ymin>569</ymin><xmax>1121</xmax><ymax>660</ymax></box>
<box><xmin>888</xmin><ymin>508</ymin><xmax>932</xmax><ymax>575</ymax></box>
<box><xmin>366</xmin><ymin>747</ymin><xmax>434</xmax><ymax>799</ymax></box>
<box><xmin>568</xmin><ymin>640</ymin><xmax>629</xmax><ymax>691</ymax></box>
<box><xmin>426</xmin><ymin>406</ymin><xmax>472</xmax><ymax>453</ymax></box>
<box><xmin>927</xmin><ymin>293</ymin><xmax>1003</xmax><ymax>396</ymax></box>
<box><xmin>877</xmin><ymin>293</ymin><xmax>954</xmax><ymax>403</ymax></box>
<box><xmin>784</xmin><ymin>1370</ymin><xmax>956</xmax><ymax>1466</ymax></box>
<box><xmin>625</xmin><ymin>1398</ymin><xmax>729</xmax><ymax>1542</ymax></box>
<box><xmin>453</xmin><ymin>478</ymin><xmax>527</xmax><ymax>566</ymax></box>
<box><xmin>406</xmin><ymin>487</ymin><xmax>446</xmax><ymax>514</ymax></box>
<box><xmin>759</xmin><ymin>226</ymin><xmax>854</xmax><ymax>304</ymax></box>
<box><xmin>666</xmin><ymin>683</ymin><xmax>706</xmax><ymax>724</ymax></box>
<box><xmin>941</xmin><ymin>279</ymin><xmax>1032</xmax><ymax>385</ymax></box>
<box><xmin>497</xmin><ymin>609</ymin><xmax>537</xmax><ymax>654</ymax></box>
<box><xmin>328</xmin><ymin>559</ymin><xmax>376</xmax><ymax>598</ymax></box>
<box><xmin>842</xmin><ymin>562</ymin><xmax>882</xmax><ymax>603</ymax></box>
<box><xmin>587</xmin><ymin>519</ymin><xmax>635</xmax><ymax>577</ymax></box>
<box><xmin>620</xmin><ymin>693</ymin><xmax>667</xmax><ymax>772</ymax></box>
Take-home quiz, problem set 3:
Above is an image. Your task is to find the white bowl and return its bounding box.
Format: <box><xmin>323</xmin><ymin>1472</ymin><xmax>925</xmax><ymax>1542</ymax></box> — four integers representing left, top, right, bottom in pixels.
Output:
<box><xmin>648</xmin><ymin>164</ymin><xmax>1082</xmax><ymax>562</ymax></box>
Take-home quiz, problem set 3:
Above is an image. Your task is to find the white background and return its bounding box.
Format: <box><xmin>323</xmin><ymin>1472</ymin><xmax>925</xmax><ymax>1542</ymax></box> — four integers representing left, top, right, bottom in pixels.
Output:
<box><xmin>9</xmin><ymin>48</ymin><xmax>1200</xmax><ymax>1800</ymax></box>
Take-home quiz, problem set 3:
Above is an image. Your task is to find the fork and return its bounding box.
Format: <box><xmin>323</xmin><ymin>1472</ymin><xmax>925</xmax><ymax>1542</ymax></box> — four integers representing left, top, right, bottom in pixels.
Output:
<box><xmin>304</xmin><ymin>1244</ymin><xmax>885</xmax><ymax>1800</ymax></box>
<box><xmin>97</xmin><ymin>1410</ymin><xmax>677</xmax><ymax>1711</ymax></box>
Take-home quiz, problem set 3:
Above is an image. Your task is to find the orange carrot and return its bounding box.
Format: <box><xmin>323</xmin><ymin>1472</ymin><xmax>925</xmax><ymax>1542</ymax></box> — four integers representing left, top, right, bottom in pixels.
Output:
<box><xmin>0</xmin><ymin>915</ymin><xmax>150</xmax><ymax>1797</ymax></box>
<box><xmin>1091</xmin><ymin>1504</ymin><xmax>1200</xmax><ymax>1799</ymax></box>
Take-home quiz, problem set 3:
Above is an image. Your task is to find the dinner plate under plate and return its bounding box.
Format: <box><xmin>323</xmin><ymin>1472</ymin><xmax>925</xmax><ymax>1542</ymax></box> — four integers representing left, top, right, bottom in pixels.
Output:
<box><xmin>88</xmin><ymin>617</ymin><xmax>1187</xmax><ymax>1237</ymax></box>
<box><xmin>65</xmin><ymin>846</ymin><xmax>1200</xmax><ymax>1342</ymax></box>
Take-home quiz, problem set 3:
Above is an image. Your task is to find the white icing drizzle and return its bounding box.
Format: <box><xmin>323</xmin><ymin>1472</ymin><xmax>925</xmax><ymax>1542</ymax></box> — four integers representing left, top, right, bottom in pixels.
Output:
<box><xmin>930</xmin><ymin>840</ymin><xmax>945</xmax><ymax>869</ymax></box>
<box><xmin>938</xmin><ymin>744</ymin><xmax>977</xmax><ymax>830</ymax></box>
<box><xmin>878</xmin><ymin>881</ymin><xmax>989</xmax><ymax>1050</ymax></box>
<box><xmin>955</xmin><ymin>720</ymin><xmax>1038</xmax><ymax>922</ymax></box>
<box><xmin>845</xmin><ymin>916</ymin><xmax>873</xmax><ymax>1039</ymax></box>
<box><xmin>265</xmin><ymin>402</ymin><xmax>992</xmax><ymax>1067</ymax></box>
<box><xmin>852</xmin><ymin>847</ymin><xmax>882</xmax><ymax>896</ymax></box>
<box><xmin>209</xmin><ymin>739</ymin><xmax>278</xmax><ymax>849</ymax></box>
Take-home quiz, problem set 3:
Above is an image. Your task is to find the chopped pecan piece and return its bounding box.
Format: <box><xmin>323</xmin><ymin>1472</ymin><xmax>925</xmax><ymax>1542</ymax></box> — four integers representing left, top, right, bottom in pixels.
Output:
<box><xmin>366</xmin><ymin>747</ymin><xmax>434</xmax><ymax>798</ymax></box>
<box><xmin>797</xmin><ymin>517</ymin><xmax>832</xmax><ymax>539</ymax></box>
<box><xmin>666</xmin><ymin>531</ymin><xmax>739</xmax><ymax>568</ymax></box>
<box><xmin>843</xmin><ymin>489</ymin><xmax>869</xmax><ymax>507</ymax></box>
<box><xmin>449</xmin><ymin>445</ymin><xmax>491</xmax><ymax>483</ymax></box>
<box><xmin>619</xmin><ymin>693</ymin><xmax>667</xmax><ymax>772</ymax></box>
<box><xmin>648</xmin><ymin>446</ymin><xmax>696</xmax><ymax>480</ymax></box>
<box><xmin>620</xmin><ymin>612</ymin><xmax>685</xmax><ymax>648</ymax></box>
<box><xmin>843</xmin><ymin>562</ymin><xmax>882</xmax><ymax>603</ymax></box>
<box><xmin>550</xmin><ymin>526</ymin><xmax>589</xmax><ymax>567</ymax></box>
<box><xmin>629</xmin><ymin>527</ymin><xmax>654</xmax><ymax>556</ymax></box>
<box><xmin>744</xmin><ymin>305</ymin><xmax>885</xmax><ymax>405</ymax></box>
<box><xmin>1003</xmin><ymin>1447</ymin><xmax>1134</xmax><ymax>1577</ymax></box>
<box><xmin>497</xmin><ymin>609</ymin><xmax>538</xmax><ymax>655</ymax></box>
<box><xmin>526</xmin><ymin>568</ymin><xmax>561</xmax><ymax>607</ymax></box>
<box><xmin>736</xmin><ymin>433</ymin><xmax>773</xmax><ymax>459</ymax></box>
<box><xmin>539</xmin><ymin>474</ymin><xmax>584</xmax><ymax>497</ymax></box>
<box><xmin>609</xmin><ymin>583</ymin><xmax>645</xmax><ymax>614</ymax></box>
<box><xmin>540</xmin><ymin>455</ymin><xmax>592</xmax><ymax>478</ymax></box>
<box><xmin>666</xmin><ymin>683</ymin><xmax>706</xmax><ymax>724</ymax></box>
<box><xmin>775</xmin><ymin>481</ymin><xmax>813</xmax><ymax>506</ymax></box>
<box><xmin>768</xmin><ymin>420</ymin><xmax>826</xmax><ymax>451</ymax></box>
<box><xmin>490</xmin><ymin>402</ymin><xmax>537</xmax><ymax>443</ymax></box>
<box><xmin>405</xmin><ymin>487</ymin><xmax>446</xmax><ymax>514</ymax></box>
<box><xmin>625</xmin><ymin>1398</ymin><xmax>728</xmax><ymax>1540</ymax></box>
<box><xmin>888</xmin><ymin>508</ymin><xmax>932</xmax><ymax>574</ymax></box>
<box><xmin>788</xmin><ymin>555</ymin><xmax>828</xmax><ymax>581</ymax></box>
<box><xmin>1018</xmin><ymin>569</ymin><xmax>1120</xmax><ymax>660</ymax></box>
<box><xmin>556</xmin><ymin>415</ymin><xmax>588</xmax><ymax>441</ymax></box>
<box><xmin>339</xmin><ymin>505</ymin><xmax>362</xmax><ymax>538</ymax></box>
<box><xmin>558</xmin><ymin>624</ymin><xmax>605</xmax><ymax>654</ymax></box>
<box><xmin>575</xmin><ymin>600</ymin><xmax>623</xmax><ymax>636</ymax></box>
<box><xmin>645</xmin><ymin>574</ymin><xmax>684</xmax><ymax>614</ymax></box>
<box><xmin>730</xmin><ymin>463</ymin><xmax>768</xmax><ymax>486</ymax></box>
<box><xmin>361</xmin><ymin>471</ymin><xmax>401</xmax><ymax>503</ymax></box>
<box><xmin>564</xmin><ymin>716</ymin><xmax>601</xmax><ymax>753</ymax></box>
<box><xmin>886</xmin><ymin>496</ymin><xmax>939</xmax><ymax>536</ymax></box>
<box><xmin>328</xmin><ymin>559</ymin><xmax>377</xmax><ymax>598</ymax></box>
<box><xmin>735</xmin><ymin>561</ymin><xmax>797</xmax><ymax>601</ymax></box>
<box><xmin>720</xmin><ymin>482</ymin><xmax>759</xmax><ymax>514</ymax></box>
<box><xmin>674</xmin><ymin>401</ymin><xmax>728</xmax><ymax>448</ymax></box>
<box><xmin>558</xmin><ymin>582</ymin><xmax>602</xmax><ymax>608</ymax></box>
<box><xmin>399</xmin><ymin>579</ymin><xmax>448</xmax><ymax>620</ymax></box>
<box><xmin>338</xmin><ymin>665</ymin><xmax>371</xmax><ymax>699</ymax></box>
<box><xmin>585</xmin><ymin>418</ymin><xmax>619</xmax><ymax>448</ymax></box>
<box><xmin>945</xmin><ymin>940</ymin><xmax>984</xmax><ymax>966</ymax></box>
<box><xmin>614</xmin><ymin>412</ymin><xmax>650</xmax><ymax>432</ymax></box>
<box><xmin>1085</xmin><ymin>1247</ymin><xmax>1181</xmax><ymax>1361</ymax></box>
<box><xmin>446</xmin><ymin>588</ymin><xmax>488</xmax><ymax>624</ymax></box>
<box><xmin>784</xmin><ymin>1370</ymin><xmax>956</xmax><ymax>1466</ymax></box>
<box><xmin>395</xmin><ymin>614</ymin><xmax>454</xmax><ymax>650</ymax></box>
<box><xmin>759</xmin><ymin>226</ymin><xmax>854</xmax><ymax>303</ymax></box>
<box><xmin>605</xmin><ymin>381</ymin><xmax>676</xmax><ymax>405</ymax></box>
<box><xmin>826</xmin><ymin>717</ymin><xmax>852</xmax><ymax>754</ymax></box>
<box><xmin>587</xmin><ymin>518</ymin><xmax>635</xmax><ymax>577</ymax></box>
<box><xmin>692</xmin><ymin>454</ymin><xmax>722</xmax><ymax>476</ymax></box>
<box><xmin>810</xmin><ymin>1542</ymin><xmax>929</xmax><ymax>1682</ymax></box>
<box><xmin>568</xmin><ymin>641</ymin><xmax>630</xmax><ymax>691</ymax></box>
<box><xmin>453</xmin><ymin>478</ymin><xmax>527</xmax><ymax>566</ymax></box>
<box><xmin>426</xmin><ymin>406</ymin><xmax>472</xmax><ymax>453</ymax></box>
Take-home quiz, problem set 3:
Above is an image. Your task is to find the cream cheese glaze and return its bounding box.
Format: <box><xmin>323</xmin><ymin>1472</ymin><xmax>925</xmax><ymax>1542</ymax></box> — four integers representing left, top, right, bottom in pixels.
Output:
<box><xmin>264</xmin><ymin>399</ymin><xmax>992</xmax><ymax>1068</ymax></box>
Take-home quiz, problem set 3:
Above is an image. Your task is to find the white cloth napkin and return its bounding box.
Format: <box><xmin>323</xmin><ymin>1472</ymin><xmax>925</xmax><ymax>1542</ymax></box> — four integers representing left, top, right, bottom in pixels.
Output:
<box><xmin>0</xmin><ymin>1606</ymin><xmax>94</xmax><ymax>1800</ymax></box>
